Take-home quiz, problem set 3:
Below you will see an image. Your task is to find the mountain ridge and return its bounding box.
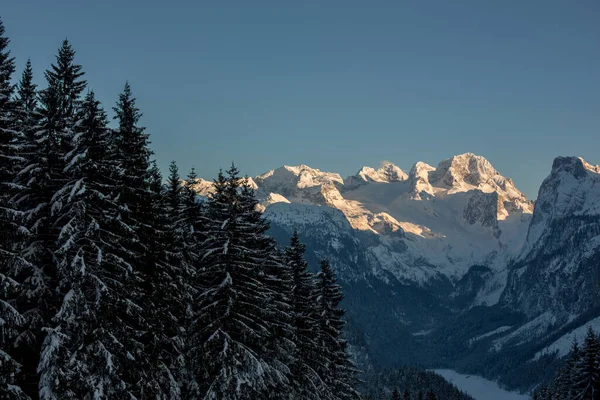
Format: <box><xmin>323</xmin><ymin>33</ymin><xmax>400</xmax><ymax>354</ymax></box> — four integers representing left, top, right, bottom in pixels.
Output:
<box><xmin>189</xmin><ymin>153</ymin><xmax>600</xmax><ymax>391</ymax></box>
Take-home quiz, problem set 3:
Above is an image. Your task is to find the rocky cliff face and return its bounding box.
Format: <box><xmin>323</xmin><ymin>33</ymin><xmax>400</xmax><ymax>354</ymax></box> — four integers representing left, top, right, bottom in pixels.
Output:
<box><xmin>499</xmin><ymin>156</ymin><xmax>600</xmax><ymax>336</ymax></box>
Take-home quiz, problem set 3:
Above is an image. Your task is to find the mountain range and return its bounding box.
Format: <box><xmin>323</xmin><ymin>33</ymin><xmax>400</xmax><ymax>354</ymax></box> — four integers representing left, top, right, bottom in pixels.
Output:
<box><xmin>190</xmin><ymin>153</ymin><xmax>600</xmax><ymax>391</ymax></box>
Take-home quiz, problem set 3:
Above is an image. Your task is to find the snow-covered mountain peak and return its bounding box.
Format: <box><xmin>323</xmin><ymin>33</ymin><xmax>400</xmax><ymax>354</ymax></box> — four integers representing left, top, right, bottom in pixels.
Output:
<box><xmin>255</xmin><ymin>164</ymin><xmax>343</xmax><ymax>191</ymax></box>
<box><xmin>550</xmin><ymin>156</ymin><xmax>600</xmax><ymax>177</ymax></box>
<box><xmin>539</xmin><ymin>156</ymin><xmax>600</xmax><ymax>216</ymax></box>
<box><xmin>253</xmin><ymin>165</ymin><xmax>343</xmax><ymax>204</ymax></box>
<box><xmin>345</xmin><ymin>163</ymin><xmax>408</xmax><ymax>187</ymax></box>
<box><xmin>524</xmin><ymin>157</ymin><xmax>600</xmax><ymax>251</ymax></box>
<box><xmin>430</xmin><ymin>153</ymin><xmax>500</xmax><ymax>189</ymax></box>
<box><xmin>417</xmin><ymin>153</ymin><xmax>533</xmax><ymax>215</ymax></box>
<box><xmin>408</xmin><ymin>162</ymin><xmax>436</xmax><ymax>199</ymax></box>
<box><xmin>378</xmin><ymin>162</ymin><xmax>408</xmax><ymax>181</ymax></box>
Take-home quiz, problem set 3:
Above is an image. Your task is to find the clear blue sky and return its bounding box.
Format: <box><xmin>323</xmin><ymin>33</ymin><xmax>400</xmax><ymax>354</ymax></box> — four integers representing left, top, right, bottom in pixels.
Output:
<box><xmin>3</xmin><ymin>0</ymin><xmax>599</xmax><ymax>199</ymax></box>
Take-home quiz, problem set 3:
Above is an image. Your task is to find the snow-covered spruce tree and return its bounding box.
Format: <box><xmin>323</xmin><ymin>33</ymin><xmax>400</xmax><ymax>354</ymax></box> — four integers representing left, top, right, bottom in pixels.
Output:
<box><xmin>158</xmin><ymin>161</ymin><xmax>200</xmax><ymax>398</ymax></box>
<box><xmin>284</xmin><ymin>231</ymin><xmax>330</xmax><ymax>399</ymax></box>
<box><xmin>8</xmin><ymin>39</ymin><xmax>87</xmax><ymax>399</ymax></box>
<box><xmin>552</xmin><ymin>364</ymin><xmax>569</xmax><ymax>400</ymax></box>
<box><xmin>181</xmin><ymin>166</ymin><xmax>205</xmax><ymax>281</ymax></box>
<box><xmin>573</xmin><ymin>326</ymin><xmax>599</xmax><ymax>399</ymax></box>
<box><xmin>34</xmin><ymin>91</ymin><xmax>136</xmax><ymax>399</ymax></box>
<box><xmin>163</xmin><ymin>161</ymin><xmax>197</xmax><ymax>294</ymax></box>
<box><xmin>179</xmin><ymin>167</ymin><xmax>206</xmax><ymax>396</ymax></box>
<box><xmin>317</xmin><ymin>259</ymin><xmax>361</xmax><ymax>400</ymax></box>
<box><xmin>181</xmin><ymin>167</ymin><xmax>205</xmax><ymax>246</ymax></box>
<box><xmin>133</xmin><ymin>159</ymin><xmax>195</xmax><ymax>399</ymax></box>
<box><xmin>0</xmin><ymin>16</ymin><xmax>17</xmax><ymax>264</ymax></box>
<box><xmin>13</xmin><ymin>60</ymin><xmax>39</xmax><ymax>138</ymax></box>
<box><xmin>566</xmin><ymin>340</ymin><xmax>583</xmax><ymax>398</ymax></box>
<box><xmin>12</xmin><ymin>59</ymin><xmax>41</xmax><ymax>176</ymax></box>
<box><xmin>0</xmin><ymin>16</ymin><xmax>17</xmax><ymax>210</ymax></box>
<box><xmin>12</xmin><ymin>59</ymin><xmax>41</xmax><ymax>186</ymax></box>
<box><xmin>140</xmin><ymin>161</ymin><xmax>184</xmax><ymax>399</ymax></box>
<box><xmin>112</xmin><ymin>84</ymin><xmax>182</xmax><ymax>399</ymax></box>
<box><xmin>189</xmin><ymin>165</ymin><xmax>292</xmax><ymax>399</ymax></box>
<box><xmin>0</xmin><ymin>17</ymin><xmax>30</xmax><ymax>400</ymax></box>
<box><xmin>237</xmin><ymin>180</ymin><xmax>296</xmax><ymax>399</ymax></box>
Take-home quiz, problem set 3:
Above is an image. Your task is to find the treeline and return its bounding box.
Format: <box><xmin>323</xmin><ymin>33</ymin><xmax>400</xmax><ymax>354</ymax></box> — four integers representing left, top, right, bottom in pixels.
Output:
<box><xmin>533</xmin><ymin>326</ymin><xmax>599</xmax><ymax>400</ymax></box>
<box><xmin>0</xmin><ymin>18</ymin><xmax>360</xmax><ymax>399</ymax></box>
<box><xmin>362</xmin><ymin>367</ymin><xmax>473</xmax><ymax>400</ymax></box>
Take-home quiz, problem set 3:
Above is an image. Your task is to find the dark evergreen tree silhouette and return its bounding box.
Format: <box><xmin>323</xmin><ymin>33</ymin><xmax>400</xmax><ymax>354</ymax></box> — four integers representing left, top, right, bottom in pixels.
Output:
<box><xmin>573</xmin><ymin>326</ymin><xmax>599</xmax><ymax>399</ymax></box>
<box><xmin>36</xmin><ymin>91</ymin><xmax>133</xmax><ymax>398</ymax></box>
<box><xmin>285</xmin><ymin>231</ymin><xmax>330</xmax><ymax>399</ymax></box>
<box><xmin>111</xmin><ymin>83</ymin><xmax>183</xmax><ymax>399</ymax></box>
<box><xmin>0</xmin><ymin>16</ymin><xmax>31</xmax><ymax>400</ymax></box>
<box><xmin>189</xmin><ymin>165</ymin><xmax>292</xmax><ymax>399</ymax></box>
<box><xmin>317</xmin><ymin>259</ymin><xmax>360</xmax><ymax>400</ymax></box>
<box><xmin>10</xmin><ymin>39</ymin><xmax>87</xmax><ymax>399</ymax></box>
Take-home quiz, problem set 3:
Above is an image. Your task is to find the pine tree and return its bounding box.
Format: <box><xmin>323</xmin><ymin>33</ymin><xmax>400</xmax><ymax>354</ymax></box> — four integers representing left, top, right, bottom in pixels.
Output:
<box><xmin>317</xmin><ymin>259</ymin><xmax>361</xmax><ymax>400</ymax></box>
<box><xmin>573</xmin><ymin>326</ymin><xmax>599</xmax><ymax>399</ymax></box>
<box><xmin>14</xmin><ymin>60</ymin><xmax>38</xmax><ymax>137</ymax></box>
<box><xmin>34</xmin><ymin>39</ymin><xmax>87</xmax><ymax>400</ymax></box>
<box><xmin>565</xmin><ymin>339</ymin><xmax>583</xmax><ymax>399</ymax></box>
<box><xmin>137</xmin><ymin>160</ymin><xmax>185</xmax><ymax>399</ymax></box>
<box><xmin>189</xmin><ymin>165</ymin><xmax>292</xmax><ymax>399</ymax></box>
<box><xmin>44</xmin><ymin>40</ymin><xmax>86</xmax><ymax>127</ymax></box>
<box><xmin>13</xmin><ymin>59</ymin><xmax>41</xmax><ymax>186</ymax></box>
<box><xmin>9</xmin><ymin>39</ymin><xmax>87</xmax><ymax>399</ymax></box>
<box><xmin>34</xmin><ymin>91</ymin><xmax>137</xmax><ymax>399</ymax></box>
<box><xmin>181</xmin><ymin>167</ymin><xmax>205</xmax><ymax>245</ymax></box>
<box><xmin>0</xmin><ymin>16</ymin><xmax>17</xmax><ymax>209</ymax></box>
<box><xmin>402</xmin><ymin>389</ymin><xmax>411</xmax><ymax>400</ymax></box>
<box><xmin>554</xmin><ymin>365</ymin><xmax>569</xmax><ymax>400</ymax></box>
<box><xmin>0</xmin><ymin>17</ymin><xmax>30</xmax><ymax>399</ymax></box>
<box><xmin>178</xmin><ymin>167</ymin><xmax>207</xmax><ymax>396</ymax></box>
<box><xmin>237</xmin><ymin>179</ymin><xmax>296</xmax><ymax>399</ymax></box>
<box><xmin>285</xmin><ymin>231</ymin><xmax>330</xmax><ymax>399</ymax></box>
<box><xmin>111</xmin><ymin>83</ymin><xmax>182</xmax><ymax>399</ymax></box>
<box><xmin>390</xmin><ymin>388</ymin><xmax>400</xmax><ymax>400</ymax></box>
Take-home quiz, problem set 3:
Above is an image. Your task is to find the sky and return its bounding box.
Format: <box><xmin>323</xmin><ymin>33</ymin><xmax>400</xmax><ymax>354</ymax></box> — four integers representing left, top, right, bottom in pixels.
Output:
<box><xmin>3</xmin><ymin>0</ymin><xmax>599</xmax><ymax>199</ymax></box>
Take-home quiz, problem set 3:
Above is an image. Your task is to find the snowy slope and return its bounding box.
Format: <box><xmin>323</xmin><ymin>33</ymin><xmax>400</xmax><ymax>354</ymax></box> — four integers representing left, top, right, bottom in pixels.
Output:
<box><xmin>251</xmin><ymin>154</ymin><xmax>534</xmax><ymax>296</ymax></box>
<box><xmin>433</xmin><ymin>370</ymin><xmax>529</xmax><ymax>400</ymax></box>
<box><xmin>533</xmin><ymin>317</ymin><xmax>600</xmax><ymax>361</ymax></box>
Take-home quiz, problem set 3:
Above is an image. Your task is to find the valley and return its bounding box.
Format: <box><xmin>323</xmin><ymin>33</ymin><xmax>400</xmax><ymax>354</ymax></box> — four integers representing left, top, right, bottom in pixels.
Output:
<box><xmin>194</xmin><ymin>153</ymin><xmax>600</xmax><ymax>392</ymax></box>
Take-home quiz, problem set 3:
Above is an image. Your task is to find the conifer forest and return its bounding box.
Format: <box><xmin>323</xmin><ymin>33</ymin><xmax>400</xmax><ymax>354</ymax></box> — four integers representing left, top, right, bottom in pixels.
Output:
<box><xmin>0</xmin><ymin>17</ymin><xmax>361</xmax><ymax>399</ymax></box>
